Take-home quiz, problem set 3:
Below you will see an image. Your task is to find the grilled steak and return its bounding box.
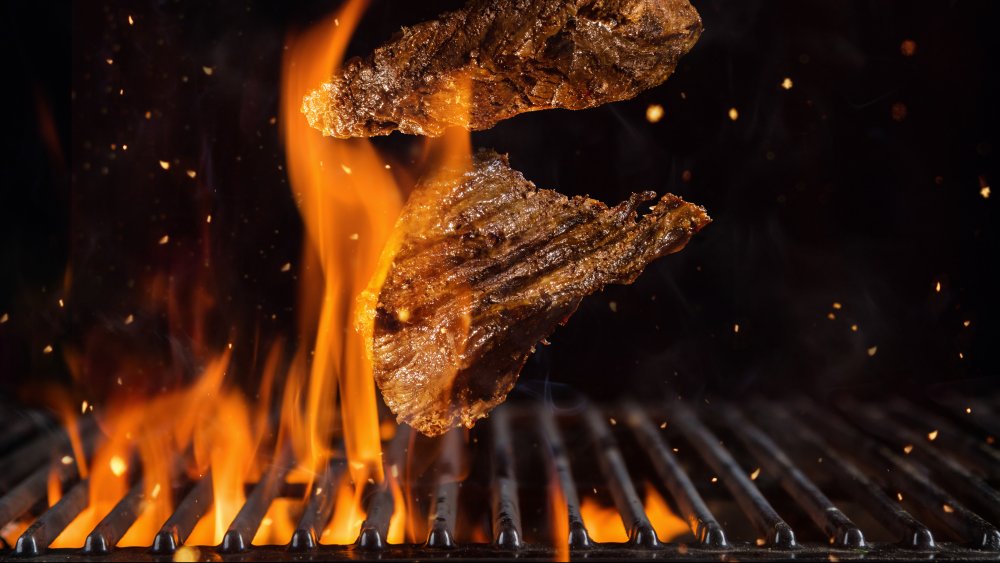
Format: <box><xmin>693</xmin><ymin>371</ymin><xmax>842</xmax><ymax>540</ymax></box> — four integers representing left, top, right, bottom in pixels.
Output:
<box><xmin>303</xmin><ymin>0</ymin><xmax>702</xmax><ymax>138</ymax></box>
<box><xmin>357</xmin><ymin>150</ymin><xmax>709</xmax><ymax>435</ymax></box>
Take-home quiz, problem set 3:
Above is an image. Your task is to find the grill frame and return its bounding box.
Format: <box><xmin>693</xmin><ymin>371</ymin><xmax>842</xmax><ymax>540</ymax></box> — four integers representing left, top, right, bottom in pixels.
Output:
<box><xmin>2</xmin><ymin>396</ymin><xmax>1000</xmax><ymax>561</ymax></box>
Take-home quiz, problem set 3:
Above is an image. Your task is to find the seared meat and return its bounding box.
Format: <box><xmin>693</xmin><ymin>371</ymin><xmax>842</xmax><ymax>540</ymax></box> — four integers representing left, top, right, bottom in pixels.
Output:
<box><xmin>357</xmin><ymin>150</ymin><xmax>709</xmax><ymax>435</ymax></box>
<box><xmin>303</xmin><ymin>0</ymin><xmax>702</xmax><ymax>138</ymax></box>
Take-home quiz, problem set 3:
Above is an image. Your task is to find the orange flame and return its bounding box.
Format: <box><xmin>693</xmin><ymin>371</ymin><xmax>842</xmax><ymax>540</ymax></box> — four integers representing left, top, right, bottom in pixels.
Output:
<box><xmin>580</xmin><ymin>498</ymin><xmax>628</xmax><ymax>543</ymax></box>
<box><xmin>280</xmin><ymin>0</ymin><xmax>397</xmax><ymax>490</ymax></box>
<box><xmin>643</xmin><ymin>485</ymin><xmax>689</xmax><ymax>543</ymax></box>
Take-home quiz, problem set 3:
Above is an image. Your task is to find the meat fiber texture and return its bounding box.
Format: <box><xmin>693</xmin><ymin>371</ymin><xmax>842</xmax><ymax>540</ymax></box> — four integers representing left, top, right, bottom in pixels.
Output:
<box><xmin>358</xmin><ymin>150</ymin><xmax>710</xmax><ymax>435</ymax></box>
<box><xmin>303</xmin><ymin>0</ymin><xmax>702</xmax><ymax>138</ymax></box>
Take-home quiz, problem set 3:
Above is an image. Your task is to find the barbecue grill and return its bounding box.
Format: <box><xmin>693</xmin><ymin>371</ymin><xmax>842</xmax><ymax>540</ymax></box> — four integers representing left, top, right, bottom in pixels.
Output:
<box><xmin>3</xmin><ymin>0</ymin><xmax>998</xmax><ymax>562</ymax></box>
<box><xmin>3</xmin><ymin>395</ymin><xmax>998</xmax><ymax>561</ymax></box>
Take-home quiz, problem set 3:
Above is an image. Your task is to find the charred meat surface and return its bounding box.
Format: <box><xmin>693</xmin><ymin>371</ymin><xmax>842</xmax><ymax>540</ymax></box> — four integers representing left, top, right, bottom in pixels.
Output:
<box><xmin>303</xmin><ymin>0</ymin><xmax>702</xmax><ymax>138</ymax></box>
<box><xmin>358</xmin><ymin>150</ymin><xmax>710</xmax><ymax>435</ymax></box>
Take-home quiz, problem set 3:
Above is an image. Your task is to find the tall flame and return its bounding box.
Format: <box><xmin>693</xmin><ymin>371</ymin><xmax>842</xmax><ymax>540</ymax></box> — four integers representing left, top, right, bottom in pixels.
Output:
<box><xmin>280</xmin><ymin>0</ymin><xmax>399</xmax><ymax>489</ymax></box>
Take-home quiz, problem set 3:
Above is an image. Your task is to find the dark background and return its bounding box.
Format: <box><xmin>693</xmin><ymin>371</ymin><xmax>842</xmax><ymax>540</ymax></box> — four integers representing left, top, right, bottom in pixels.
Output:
<box><xmin>2</xmin><ymin>0</ymin><xmax>997</xmax><ymax>407</ymax></box>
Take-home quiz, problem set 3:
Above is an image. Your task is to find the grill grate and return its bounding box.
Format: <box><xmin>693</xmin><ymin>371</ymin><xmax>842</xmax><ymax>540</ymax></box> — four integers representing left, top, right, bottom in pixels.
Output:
<box><xmin>1</xmin><ymin>396</ymin><xmax>999</xmax><ymax>561</ymax></box>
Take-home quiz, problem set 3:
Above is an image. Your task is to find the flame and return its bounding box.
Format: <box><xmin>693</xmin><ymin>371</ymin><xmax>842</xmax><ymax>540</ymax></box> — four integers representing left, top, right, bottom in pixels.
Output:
<box><xmin>321</xmin><ymin>473</ymin><xmax>367</xmax><ymax>544</ymax></box>
<box><xmin>643</xmin><ymin>485</ymin><xmax>689</xmax><ymax>543</ymax></box>
<box><xmin>548</xmin><ymin>479</ymin><xmax>570</xmax><ymax>561</ymax></box>
<box><xmin>32</xmin><ymin>0</ymin><xmax>485</xmax><ymax>551</ymax></box>
<box><xmin>580</xmin><ymin>498</ymin><xmax>628</xmax><ymax>543</ymax></box>
<box><xmin>280</xmin><ymin>0</ymin><xmax>396</xmax><ymax>490</ymax></box>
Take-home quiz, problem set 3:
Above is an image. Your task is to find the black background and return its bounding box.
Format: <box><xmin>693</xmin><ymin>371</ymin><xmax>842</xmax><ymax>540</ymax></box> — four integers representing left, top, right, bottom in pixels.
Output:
<box><xmin>2</xmin><ymin>0</ymin><xmax>997</xmax><ymax>407</ymax></box>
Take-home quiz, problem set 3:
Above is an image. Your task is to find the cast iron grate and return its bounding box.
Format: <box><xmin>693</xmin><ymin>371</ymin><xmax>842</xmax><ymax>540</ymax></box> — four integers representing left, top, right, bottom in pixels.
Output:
<box><xmin>1</xmin><ymin>395</ymin><xmax>999</xmax><ymax>561</ymax></box>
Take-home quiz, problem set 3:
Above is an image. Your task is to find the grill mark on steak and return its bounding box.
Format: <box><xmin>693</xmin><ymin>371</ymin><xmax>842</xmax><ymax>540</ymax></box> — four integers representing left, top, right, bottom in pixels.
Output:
<box><xmin>360</xmin><ymin>150</ymin><xmax>710</xmax><ymax>435</ymax></box>
<box><xmin>302</xmin><ymin>0</ymin><xmax>702</xmax><ymax>138</ymax></box>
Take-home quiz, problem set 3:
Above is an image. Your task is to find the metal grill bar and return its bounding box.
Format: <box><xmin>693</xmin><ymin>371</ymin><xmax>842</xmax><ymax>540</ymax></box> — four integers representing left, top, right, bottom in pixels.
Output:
<box><xmin>888</xmin><ymin>400</ymin><xmax>1000</xmax><ymax>479</ymax></box>
<box><xmin>723</xmin><ymin>408</ymin><xmax>864</xmax><ymax>547</ymax></box>
<box><xmin>583</xmin><ymin>406</ymin><xmax>659</xmax><ymax>547</ymax></box>
<box><xmin>539</xmin><ymin>408</ymin><xmax>591</xmax><ymax>549</ymax></box>
<box><xmin>673</xmin><ymin>404</ymin><xmax>796</xmax><ymax>548</ymax></box>
<box><xmin>489</xmin><ymin>406</ymin><xmax>523</xmax><ymax>549</ymax></box>
<box><xmin>14</xmin><ymin>480</ymin><xmax>88</xmax><ymax>556</ymax></box>
<box><xmin>426</xmin><ymin>430</ymin><xmax>462</xmax><ymax>548</ymax></box>
<box><xmin>800</xmin><ymin>400</ymin><xmax>1000</xmax><ymax>550</ymax></box>
<box><xmin>220</xmin><ymin>453</ymin><xmax>291</xmax><ymax>553</ymax></box>
<box><xmin>82</xmin><ymin>481</ymin><xmax>144</xmax><ymax>555</ymax></box>
<box><xmin>1</xmin><ymin>398</ymin><xmax>999</xmax><ymax>560</ymax></box>
<box><xmin>289</xmin><ymin>460</ymin><xmax>342</xmax><ymax>551</ymax></box>
<box><xmin>150</xmin><ymin>474</ymin><xmax>212</xmax><ymax>554</ymax></box>
<box><xmin>623</xmin><ymin>401</ymin><xmax>726</xmax><ymax>547</ymax></box>
<box><xmin>759</xmin><ymin>403</ymin><xmax>935</xmax><ymax>549</ymax></box>
<box><xmin>851</xmin><ymin>403</ymin><xmax>1000</xmax><ymax>525</ymax></box>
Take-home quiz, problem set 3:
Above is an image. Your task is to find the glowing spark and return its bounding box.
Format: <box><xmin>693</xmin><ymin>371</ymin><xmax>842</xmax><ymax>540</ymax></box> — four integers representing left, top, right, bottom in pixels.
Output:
<box><xmin>733</xmin><ymin>323</ymin><xmax>740</xmax><ymax>333</ymax></box>
<box><xmin>896</xmin><ymin>492</ymin><xmax>903</xmax><ymax>502</ymax></box>
<box><xmin>927</xmin><ymin>430</ymin><xmax>938</xmax><ymax>441</ymax></box>
<box><xmin>61</xmin><ymin>456</ymin><xmax>74</xmax><ymax>465</ymax></box>
<box><xmin>340</xmin><ymin>164</ymin><xmax>352</xmax><ymax>175</ymax></box>
<box><xmin>728</xmin><ymin>107</ymin><xmax>739</xmax><ymax>121</ymax></box>
<box><xmin>206</xmin><ymin>215</ymin><xmax>212</xmax><ymax>224</ymax></box>
<box><xmin>851</xmin><ymin>324</ymin><xmax>858</xmax><ymax>332</ymax></box>
<box><xmin>891</xmin><ymin>102</ymin><xmax>907</xmax><ymax>121</ymax></box>
<box><xmin>81</xmin><ymin>400</ymin><xmax>89</xmax><ymax>414</ymax></box>
<box><xmin>903</xmin><ymin>444</ymin><xmax>913</xmax><ymax>454</ymax></box>
<box><xmin>106</xmin><ymin>58</ymin><xmax>114</xmax><ymax>65</ymax></box>
<box><xmin>158</xmin><ymin>160</ymin><xmax>170</xmax><ymax>170</ymax></box>
<box><xmin>935</xmin><ymin>281</ymin><xmax>941</xmax><ymax>292</ymax></box>
<box><xmin>144</xmin><ymin>111</ymin><xmax>152</xmax><ymax>120</ymax></box>
<box><xmin>867</xmin><ymin>346</ymin><xmax>878</xmax><ymax>357</ymax></box>
<box><xmin>963</xmin><ymin>320</ymin><xmax>971</xmax><ymax>327</ymax></box>
<box><xmin>280</xmin><ymin>262</ymin><xmax>291</xmax><ymax>272</ymax></box>
<box><xmin>116</xmin><ymin>377</ymin><xmax>122</xmax><ymax>385</ymax></box>
<box><xmin>900</xmin><ymin>39</ymin><xmax>917</xmax><ymax>57</ymax></box>
<box><xmin>710</xmin><ymin>477</ymin><xmax>718</xmax><ymax>484</ymax></box>
<box><xmin>0</xmin><ymin>312</ymin><xmax>7</xmax><ymax>323</ymax></box>
<box><xmin>958</xmin><ymin>352</ymin><xmax>964</xmax><ymax>359</ymax></box>
<box><xmin>827</xmin><ymin>312</ymin><xmax>836</xmax><ymax>320</ymax></box>
<box><xmin>781</xmin><ymin>77</ymin><xmax>793</xmax><ymax>90</ymax></box>
<box><xmin>202</xmin><ymin>66</ymin><xmax>214</xmax><ymax>76</ymax></box>
<box><xmin>965</xmin><ymin>407</ymin><xmax>972</xmax><ymax>414</ymax></box>
<box><xmin>982</xmin><ymin>186</ymin><xmax>991</xmax><ymax>199</ymax></box>
<box><xmin>397</xmin><ymin>309</ymin><xmax>411</xmax><ymax>322</ymax></box>
<box><xmin>158</xmin><ymin>235</ymin><xmax>169</xmax><ymax>245</ymax></box>
<box><xmin>609</xmin><ymin>418</ymin><xmax>617</xmax><ymax>426</ymax></box>
<box><xmin>58</xmin><ymin>299</ymin><xmax>64</xmax><ymax>308</ymax></box>
<box><xmin>127</xmin><ymin>15</ymin><xmax>134</xmax><ymax>25</ymax></box>
<box><xmin>756</xmin><ymin>539</ymin><xmax>766</xmax><ymax>547</ymax></box>
<box><xmin>609</xmin><ymin>301</ymin><xmax>618</xmax><ymax>312</ymax></box>
<box><xmin>124</xmin><ymin>314</ymin><xmax>134</xmax><ymax>325</ymax></box>
<box><xmin>151</xmin><ymin>483</ymin><xmax>161</xmax><ymax>499</ymax></box>
<box><xmin>122</xmin><ymin>144</ymin><xmax>128</xmax><ymax>151</ymax></box>
<box><xmin>645</xmin><ymin>104</ymin><xmax>664</xmax><ymax>123</ymax></box>
<box><xmin>109</xmin><ymin>456</ymin><xmax>127</xmax><ymax>477</ymax></box>
<box><xmin>348</xmin><ymin>233</ymin><xmax>359</xmax><ymax>241</ymax></box>
<box><xmin>942</xmin><ymin>504</ymin><xmax>954</xmax><ymax>513</ymax></box>
<box><xmin>832</xmin><ymin>302</ymin><xmax>842</xmax><ymax>310</ymax></box>
<box><xmin>750</xmin><ymin>468</ymin><xmax>761</xmax><ymax>481</ymax></box>
<box><xmin>186</xmin><ymin>170</ymin><xmax>197</xmax><ymax>178</ymax></box>
<box><xmin>660</xmin><ymin>422</ymin><xmax>667</xmax><ymax>429</ymax></box>
<box><xmin>43</xmin><ymin>345</ymin><xmax>53</xmax><ymax>354</ymax></box>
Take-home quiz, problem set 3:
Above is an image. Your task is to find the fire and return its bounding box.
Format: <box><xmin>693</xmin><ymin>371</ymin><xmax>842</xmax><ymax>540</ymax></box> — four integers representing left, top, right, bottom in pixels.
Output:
<box><xmin>547</xmin><ymin>479</ymin><xmax>570</xmax><ymax>561</ymax></box>
<box><xmin>579</xmin><ymin>486</ymin><xmax>688</xmax><ymax>545</ymax></box>
<box><xmin>643</xmin><ymin>485</ymin><xmax>689</xmax><ymax>543</ymax></box>
<box><xmin>280</xmin><ymin>0</ymin><xmax>397</xmax><ymax>490</ymax></box>
<box><xmin>22</xmin><ymin>0</ymin><xmax>484</xmax><ymax>551</ymax></box>
<box><xmin>580</xmin><ymin>498</ymin><xmax>628</xmax><ymax>543</ymax></box>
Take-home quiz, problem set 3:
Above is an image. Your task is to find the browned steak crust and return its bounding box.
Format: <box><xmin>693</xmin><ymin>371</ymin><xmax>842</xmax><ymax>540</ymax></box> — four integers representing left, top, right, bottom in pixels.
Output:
<box><xmin>303</xmin><ymin>0</ymin><xmax>702</xmax><ymax>138</ymax></box>
<box><xmin>361</xmin><ymin>150</ymin><xmax>710</xmax><ymax>435</ymax></box>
